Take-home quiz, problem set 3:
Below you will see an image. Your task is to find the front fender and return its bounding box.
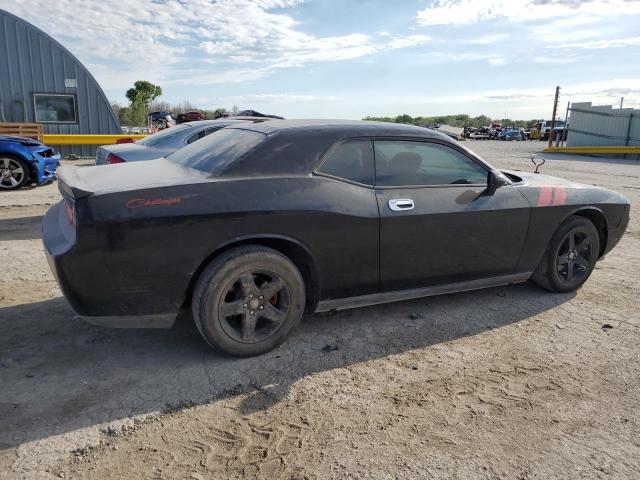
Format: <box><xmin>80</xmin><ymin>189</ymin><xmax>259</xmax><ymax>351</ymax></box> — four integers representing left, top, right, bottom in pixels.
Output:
<box><xmin>1</xmin><ymin>142</ymin><xmax>33</xmax><ymax>162</ymax></box>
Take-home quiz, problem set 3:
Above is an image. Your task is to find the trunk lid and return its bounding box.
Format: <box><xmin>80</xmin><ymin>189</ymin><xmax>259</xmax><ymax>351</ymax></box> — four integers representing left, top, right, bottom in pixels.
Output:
<box><xmin>94</xmin><ymin>143</ymin><xmax>166</xmax><ymax>165</ymax></box>
<box><xmin>57</xmin><ymin>158</ymin><xmax>213</xmax><ymax>200</ymax></box>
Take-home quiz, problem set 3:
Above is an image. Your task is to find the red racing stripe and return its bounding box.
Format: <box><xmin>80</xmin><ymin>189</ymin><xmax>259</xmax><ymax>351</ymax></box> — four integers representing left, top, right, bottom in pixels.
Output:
<box><xmin>551</xmin><ymin>187</ymin><xmax>567</xmax><ymax>206</ymax></box>
<box><xmin>537</xmin><ymin>186</ymin><xmax>553</xmax><ymax>207</ymax></box>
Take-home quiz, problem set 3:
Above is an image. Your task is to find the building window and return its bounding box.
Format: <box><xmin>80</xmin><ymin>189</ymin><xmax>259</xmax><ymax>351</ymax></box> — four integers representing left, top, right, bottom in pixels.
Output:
<box><xmin>33</xmin><ymin>93</ymin><xmax>77</xmax><ymax>123</ymax></box>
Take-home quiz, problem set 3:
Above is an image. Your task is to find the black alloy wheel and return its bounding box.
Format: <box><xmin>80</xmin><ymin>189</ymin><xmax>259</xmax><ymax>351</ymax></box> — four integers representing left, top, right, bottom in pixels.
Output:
<box><xmin>555</xmin><ymin>227</ymin><xmax>594</xmax><ymax>284</ymax></box>
<box><xmin>532</xmin><ymin>215</ymin><xmax>600</xmax><ymax>293</ymax></box>
<box><xmin>192</xmin><ymin>245</ymin><xmax>305</xmax><ymax>357</ymax></box>
<box><xmin>218</xmin><ymin>270</ymin><xmax>290</xmax><ymax>343</ymax></box>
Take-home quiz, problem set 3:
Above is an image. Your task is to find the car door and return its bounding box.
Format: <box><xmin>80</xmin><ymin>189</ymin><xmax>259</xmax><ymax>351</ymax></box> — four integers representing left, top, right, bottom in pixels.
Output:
<box><xmin>374</xmin><ymin>138</ymin><xmax>531</xmax><ymax>292</ymax></box>
<box><xmin>314</xmin><ymin>138</ymin><xmax>380</xmax><ymax>298</ymax></box>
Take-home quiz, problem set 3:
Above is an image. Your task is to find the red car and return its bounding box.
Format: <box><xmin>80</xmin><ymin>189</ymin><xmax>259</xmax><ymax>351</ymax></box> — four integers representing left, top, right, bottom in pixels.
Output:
<box><xmin>176</xmin><ymin>111</ymin><xmax>204</xmax><ymax>123</ymax></box>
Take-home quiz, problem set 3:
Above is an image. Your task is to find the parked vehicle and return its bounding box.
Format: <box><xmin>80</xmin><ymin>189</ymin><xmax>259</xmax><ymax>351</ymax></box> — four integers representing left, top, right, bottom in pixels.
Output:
<box><xmin>538</xmin><ymin>120</ymin><xmax>566</xmax><ymax>141</ymax></box>
<box><xmin>44</xmin><ymin>120</ymin><xmax>630</xmax><ymax>356</ymax></box>
<box><xmin>470</xmin><ymin>126</ymin><xmax>492</xmax><ymax>140</ymax></box>
<box><xmin>0</xmin><ymin>135</ymin><xmax>60</xmax><ymax>190</ymax></box>
<box><xmin>499</xmin><ymin>129</ymin><xmax>523</xmax><ymax>141</ymax></box>
<box><xmin>95</xmin><ymin>118</ymin><xmax>269</xmax><ymax>165</ymax></box>
<box><xmin>236</xmin><ymin>110</ymin><xmax>284</xmax><ymax>119</ymax></box>
<box><xmin>176</xmin><ymin>111</ymin><xmax>204</xmax><ymax>124</ymax></box>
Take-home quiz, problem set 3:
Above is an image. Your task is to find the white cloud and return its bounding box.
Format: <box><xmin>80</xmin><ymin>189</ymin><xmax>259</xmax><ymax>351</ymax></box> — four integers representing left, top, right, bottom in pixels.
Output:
<box><xmin>456</xmin><ymin>78</ymin><xmax>640</xmax><ymax>103</ymax></box>
<box><xmin>487</xmin><ymin>57</ymin><xmax>507</xmax><ymax>66</ymax></box>
<box><xmin>532</xmin><ymin>55</ymin><xmax>580</xmax><ymax>64</ymax></box>
<box><xmin>182</xmin><ymin>93</ymin><xmax>338</xmax><ymax>113</ymax></box>
<box><xmin>217</xmin><ymin>93</ymin><xmax>337</xmax><ymax>104</ymax></box>
<box><xmin>547</xmin><ymin>36</ymin><xmax>640</xmax><ymax>49</ymax></box>
<box><xmin>424</xmin><ymin>52</ymin><xmax>507</xmax><ymax>66</ymax></box>
<box><xmin>5</xmin><ymin>0</ymin><xmax>429</xmax><ymax>90</ymax></box>
<box><xmin>400</xmin><ymin>77</ymin><xmax>640</xmax><ymax>118</ymax></box>
<box><xmin>466</xmin><ymin>34</ymin><xmax>510</xmax><ymax>44</ymax></box>
<box><xmin>416</xmin><ymin>0</ymin><xmax>640</xmax><ymax>25</ymax></box>
<box><xmin>385</xmin><ymin>34</ymin><xmax>431</xmax><ymax>49</ymax></box>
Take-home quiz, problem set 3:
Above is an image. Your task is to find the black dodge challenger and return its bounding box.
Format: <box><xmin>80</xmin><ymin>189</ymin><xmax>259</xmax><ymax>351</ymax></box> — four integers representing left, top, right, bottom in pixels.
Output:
<box><xmin>43</xmin><ymin>120</ymin><xmax>630</xmax><ymax>356</ymax></box>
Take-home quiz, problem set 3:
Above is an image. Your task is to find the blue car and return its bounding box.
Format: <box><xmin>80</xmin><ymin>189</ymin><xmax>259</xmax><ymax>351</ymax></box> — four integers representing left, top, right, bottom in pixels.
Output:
<box><xmin>499</xmin><ymin>130</ymin><xmax>522</xmax><ymax>141</ymax></box>
<box><xmin>0</xmin><ymin>135</ymin><xmax>60</xmax><ymax>190</ymax></box>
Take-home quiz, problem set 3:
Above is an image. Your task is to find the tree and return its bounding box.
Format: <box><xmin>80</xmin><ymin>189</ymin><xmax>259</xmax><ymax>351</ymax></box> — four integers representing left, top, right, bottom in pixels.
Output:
<box><xmin>211</xmin><ymin>108</ymin><xmax>228</xmax><ymax>119</ymax></box>
<box><xmin>363</xmin><ymin>113</ymin><xmax>534</xmax><ymax>128</ymax></box>
<box><xmin>125</xmin><ymin>80</ymin><xmax>163</xmax><ymax>110</ymax></box>
<box><xmin>111</xmin><ymin>102</ymin><xmax>135</xmax><ymax>126</ymax></box>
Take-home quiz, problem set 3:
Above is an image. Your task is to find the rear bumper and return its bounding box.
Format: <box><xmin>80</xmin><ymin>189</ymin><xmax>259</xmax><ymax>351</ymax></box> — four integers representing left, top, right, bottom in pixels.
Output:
<box><xmin>43</xmin><ymin>202</ymin><xmax>178</xmax><ymax>329</ymax></box>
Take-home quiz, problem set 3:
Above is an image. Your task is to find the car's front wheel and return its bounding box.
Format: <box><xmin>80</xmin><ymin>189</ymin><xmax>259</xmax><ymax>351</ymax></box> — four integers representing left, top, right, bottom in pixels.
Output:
<box><xmin>192</xmin><ymin>245</ymin><xmax>306</xmax><ymax>357</ymax></box>
<box><xmin>531</xmin><ymin>215</ymin><xmax>600</xmax><ymax>293</ymax></box>
<box><xmin>0</xmin><ymin>156</ymin><xmax>29</xmax><ymax>190</ymax></box>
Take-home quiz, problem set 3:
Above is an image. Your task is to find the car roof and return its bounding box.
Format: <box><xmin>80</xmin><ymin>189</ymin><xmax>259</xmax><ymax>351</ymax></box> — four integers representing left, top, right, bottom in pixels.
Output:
<box><xmin>224</xmin><ymin>116</ymin><xmax>275</xmax><ymax>122</ymax></box>
<box><xmin>221</xmin><ymin>119</ymin><xmax>459</xmax><ymax>178</ymax></box>
<box><xmin>226</xmin><ymin>119</ymin><xmax>450</xmax><ymax>140</ymax></box>
<box><xmin>180</xmin><ymin>119</ymin><xmax>252</xmax><ymax>127</ymax></box>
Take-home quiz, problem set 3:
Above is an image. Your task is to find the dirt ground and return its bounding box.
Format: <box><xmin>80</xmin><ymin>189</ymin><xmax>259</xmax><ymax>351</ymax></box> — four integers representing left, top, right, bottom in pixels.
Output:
<box><xmin>1</xmin><ymin>142</ymin><xmax>639</xmax><ymax>480</ymax></box>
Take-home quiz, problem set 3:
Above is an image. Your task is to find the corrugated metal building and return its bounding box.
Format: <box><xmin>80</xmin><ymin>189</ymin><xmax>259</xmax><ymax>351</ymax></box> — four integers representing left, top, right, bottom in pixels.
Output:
<box><xmin>0</xmin><ymin>9</ymin><xmax>120</xmax><ymax>156</ymax></box>
<box><xmin>567</xmin><ymin>102</ymin><xmax>640</xmax><ymax>148</ymax></box>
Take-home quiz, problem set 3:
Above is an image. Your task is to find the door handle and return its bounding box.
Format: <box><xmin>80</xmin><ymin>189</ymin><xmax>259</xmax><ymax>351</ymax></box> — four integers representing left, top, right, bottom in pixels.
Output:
<box><xmin>388</xmin><ymin>199</ymin><xmax>414</xmax><ymax>211</ymax></box>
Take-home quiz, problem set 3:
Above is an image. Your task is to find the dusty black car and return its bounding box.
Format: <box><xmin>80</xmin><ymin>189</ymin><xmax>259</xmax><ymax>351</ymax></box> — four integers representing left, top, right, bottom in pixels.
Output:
<box><xmin>43</xmin><ymin>120</ymin><xmax>630</xmax><ymax>356</ymax></box>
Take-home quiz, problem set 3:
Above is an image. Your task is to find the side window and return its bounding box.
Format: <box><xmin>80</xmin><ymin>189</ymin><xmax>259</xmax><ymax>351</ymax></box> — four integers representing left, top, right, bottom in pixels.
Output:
<box><xmin>186</xmin><ymin>127</ymin><xmax>223</xmax><ymax>144</ymax></box>
<box><xmin>318</xmin><ymin>140</ymin><xmax>374</xmax><ymax>186</ymax></box>
<box><xmin>374</xmin><ymin>141</ymin><xmax>487</xmax><ymax>187</ymax></box>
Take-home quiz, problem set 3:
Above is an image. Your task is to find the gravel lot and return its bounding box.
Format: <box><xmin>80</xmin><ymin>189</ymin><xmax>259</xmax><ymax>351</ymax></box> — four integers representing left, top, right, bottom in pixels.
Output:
<box><xmin>1</xmin><ymin>141</ymin><xmax>639</xmax><ymax>479</ymax></box>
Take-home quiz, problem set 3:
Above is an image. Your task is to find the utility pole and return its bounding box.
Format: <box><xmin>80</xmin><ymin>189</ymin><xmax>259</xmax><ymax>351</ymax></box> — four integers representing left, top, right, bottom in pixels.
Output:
<box><xmin>620</xmin><ymin>97</ymin><xmax>624</xmax><ymax>109</ymax></box>
<box><xmin>549</xmin><ymin>86</ymin><xmax>560</xmax><ymax>148</ymax></box>
<box><xmin>560</xmin><ymin>101</ymin><xmax>570</xmax><ymax>147</ymax></box>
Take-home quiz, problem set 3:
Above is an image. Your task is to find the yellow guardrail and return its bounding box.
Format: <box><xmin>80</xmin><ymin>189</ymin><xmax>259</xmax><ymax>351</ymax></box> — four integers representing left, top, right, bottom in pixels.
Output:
<box><xmin>42</xmin><ymin>134</ymin><xmax>146</xmax><ymax>145</ymax></box>
<box><xmin>544</xmin><ymin>146</ymin><xmax>640</xmax><ymax>154</ymax></box>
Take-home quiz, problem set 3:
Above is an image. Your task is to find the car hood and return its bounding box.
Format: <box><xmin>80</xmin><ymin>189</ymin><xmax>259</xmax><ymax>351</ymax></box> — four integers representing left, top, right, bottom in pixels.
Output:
<box><xmin>503</xmin><ymin>169</ymin><xmax>586</xmax><ymax>188</ymax></box>
<box><xmin>0</xmin><ymin>135</ymin><xmax>42</xmax><ymax>145</ymax></box>
<box><xmin>503</xmin><ymin>169</ymin><xmax>629</xmax><ymax>205</ymax></box>
<box><xmin>58</xmin><ymin>158</ymin><xmax>213</xmax><ymax>199</ymax></box>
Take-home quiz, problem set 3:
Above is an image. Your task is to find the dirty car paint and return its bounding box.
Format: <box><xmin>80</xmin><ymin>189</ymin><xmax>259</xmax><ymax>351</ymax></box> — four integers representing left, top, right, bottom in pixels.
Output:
<box><xmin>42</xmin><ymin>121</ymin><xmax>630</xmax><ymax>327</ymax></box>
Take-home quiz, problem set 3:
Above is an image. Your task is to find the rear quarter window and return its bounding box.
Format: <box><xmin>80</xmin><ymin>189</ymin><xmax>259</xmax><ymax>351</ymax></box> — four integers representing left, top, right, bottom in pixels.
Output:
<box><xmin>167</xmin><ymin>128</ymin><xmax>266</xmax><ymax>174</ymax></box>
<box><xmin>136</xmin><ymin>124</ymin><xmax>192</xmax><ymax>146</ymax></box>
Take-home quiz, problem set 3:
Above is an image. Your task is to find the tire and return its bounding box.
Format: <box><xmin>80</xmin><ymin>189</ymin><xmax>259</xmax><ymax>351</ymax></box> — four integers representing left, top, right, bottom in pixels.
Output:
<box><xmin>0</xmin><ymin>155</ymin><xmax>29</xmax><ymax>190</ymax></box>
<box><xmin>192</xmin><ymin>245</ymin><xmax>306</xmax><ymax>357</ymax></box>
<box><xmin>531</xmin><ymin>215</ymin><xmax>600</xmax><ymax>293</ymax></box>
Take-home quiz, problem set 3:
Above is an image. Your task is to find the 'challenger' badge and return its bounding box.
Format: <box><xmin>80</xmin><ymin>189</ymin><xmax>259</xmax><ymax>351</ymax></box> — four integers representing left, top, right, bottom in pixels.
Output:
<box><xmin>126</xmin><ymin>197</ymin><xmax>182</xmax><ymax>209</ymax></box>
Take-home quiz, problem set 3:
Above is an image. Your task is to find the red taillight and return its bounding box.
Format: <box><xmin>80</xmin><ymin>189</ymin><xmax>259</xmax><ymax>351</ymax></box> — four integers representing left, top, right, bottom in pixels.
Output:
<box><xmin>106</xmin><ymin>153</ymin><xmax>125</xmax><ymax>164</ymax></box>
<box><xmin>64</xmin><ymin>199</ymin><xmax>76</xmax><ymax>228</ymax></box>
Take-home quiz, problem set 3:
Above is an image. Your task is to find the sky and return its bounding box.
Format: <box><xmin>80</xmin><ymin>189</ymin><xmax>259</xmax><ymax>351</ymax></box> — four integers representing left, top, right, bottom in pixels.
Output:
<box><xmin>3</xmin><ymin>0</ymin><xmax>640</xmax><ymax>119</ymax></box>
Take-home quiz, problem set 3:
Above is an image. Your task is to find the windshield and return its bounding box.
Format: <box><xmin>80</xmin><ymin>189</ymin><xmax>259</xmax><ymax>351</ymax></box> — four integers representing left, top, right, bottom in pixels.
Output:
<box><xmin>136</xmin><ymin>124</ymin><xmax>192</xmax><ymax>146</ymax></box>
<box><xmin>167</xmin><ymin>128</ymin><xmax>266</xmax><ymax>174</ymax></box>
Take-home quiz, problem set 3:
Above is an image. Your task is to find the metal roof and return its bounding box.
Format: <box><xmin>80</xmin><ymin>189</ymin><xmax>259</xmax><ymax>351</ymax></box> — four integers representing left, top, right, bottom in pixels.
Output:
<box><xmin>0</xmin><ymin>9</ymin><xmax>121</xmax><ymax>156</ymax></box>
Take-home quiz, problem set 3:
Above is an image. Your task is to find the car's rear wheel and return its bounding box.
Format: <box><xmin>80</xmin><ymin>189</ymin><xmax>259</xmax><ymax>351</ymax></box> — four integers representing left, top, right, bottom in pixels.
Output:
<box><xmin>0</xmin><ymin>156</ymin><xmax>29</xmax><ymax>190</ymax></box>
<box><xmin>531</xmin><ymin>215</ymin><xmax>600</xmax><ymax>293</ymax></box>
<box><xmin>192</xmin><ymin>245</ymin><xmax>306</xmax><ymax>357</ymax></box>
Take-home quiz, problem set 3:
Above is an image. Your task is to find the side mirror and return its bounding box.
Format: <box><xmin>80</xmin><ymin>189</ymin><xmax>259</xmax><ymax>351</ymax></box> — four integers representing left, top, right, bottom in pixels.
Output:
<box><xmin>485</xmin><ymin>170</ymin><xmax>510</xmax><ymax>196</ymax></box>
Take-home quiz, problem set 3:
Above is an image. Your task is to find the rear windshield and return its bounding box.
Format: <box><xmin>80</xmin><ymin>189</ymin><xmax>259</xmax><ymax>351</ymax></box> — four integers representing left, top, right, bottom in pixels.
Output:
<box><xmin>136</xmin><ymin>124</ymin><xmax>192</xmax><ymax>146</ymax></box>
<box><xmin>167</xmin><ymin>128</ymin><xmax>266</xmax><ymax>174</ymax></box>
